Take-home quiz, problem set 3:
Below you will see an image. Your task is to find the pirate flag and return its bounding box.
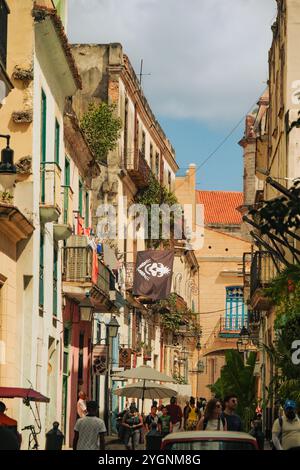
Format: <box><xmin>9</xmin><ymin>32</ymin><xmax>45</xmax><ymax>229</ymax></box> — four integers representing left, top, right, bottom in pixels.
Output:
<box><xmin>133</xmin><ymin>250</ymin><xmax>174</xmax><ymax>300</ymax></box>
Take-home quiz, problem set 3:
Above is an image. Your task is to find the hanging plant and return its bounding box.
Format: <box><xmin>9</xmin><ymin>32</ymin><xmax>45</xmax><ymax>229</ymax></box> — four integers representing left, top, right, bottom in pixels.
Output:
<box><xmin>81</xmin><ymin>102</ymin><xmax>122</xmax><ymax>162</ymax></box>
<box><xmin>136</xmin><ymin>174</ymin><xmax>179</xmax><ymax>248</ymax></box>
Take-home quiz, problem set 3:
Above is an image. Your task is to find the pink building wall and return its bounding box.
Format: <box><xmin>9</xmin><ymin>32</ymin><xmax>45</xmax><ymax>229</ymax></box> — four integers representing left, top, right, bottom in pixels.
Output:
<box><xmin>63</xmin><ymin>299</ymin><xmax>92</xmax><ymax>447</ymax></box>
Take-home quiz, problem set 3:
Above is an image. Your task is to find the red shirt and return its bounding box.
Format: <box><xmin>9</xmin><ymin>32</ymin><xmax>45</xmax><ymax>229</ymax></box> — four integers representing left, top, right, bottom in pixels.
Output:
<box><xmin>166</xmin><ymin>404</ymin><xmax>183</xmax><ymax>424</ymax></box>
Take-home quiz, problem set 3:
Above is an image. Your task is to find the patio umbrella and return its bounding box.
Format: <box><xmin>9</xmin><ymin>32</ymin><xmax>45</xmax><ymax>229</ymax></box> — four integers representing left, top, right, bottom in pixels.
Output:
<box><xmin>112</xmin><ymin>365</ymin><xmax>175</xmax><ymax>383</ymax></box>
<box><xmin>0</xmin><ymin>387</ymin><xmax>50</xmax><ymax>403</ymax></box>
<box><xmin>114</xmin><ymin>381</ymin><xmax>177</xmax><ymax>414</ymax></box>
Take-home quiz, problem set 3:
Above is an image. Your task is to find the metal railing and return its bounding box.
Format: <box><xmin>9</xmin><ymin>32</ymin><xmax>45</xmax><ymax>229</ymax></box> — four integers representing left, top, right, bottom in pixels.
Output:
<box><xmin>40</xmin><ymin>162</ymin><xmax>62</xmax><ymax>208</ymax></box>
<box><xmin>63</xmin><ymin>246</ymin><xmax>111</xmax><ymax>296</ymax></box>
<box><xmin>250</xmin><ymin>251</ymin><xmax>282</xmax><ymax>298</ymax></box>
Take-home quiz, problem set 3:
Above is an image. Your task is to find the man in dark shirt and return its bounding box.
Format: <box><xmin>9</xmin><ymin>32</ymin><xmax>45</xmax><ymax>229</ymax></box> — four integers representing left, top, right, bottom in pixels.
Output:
<box><xmin>222</xmin><ymin>394</ymin><xmax>242</xmax><ymax>431</ymax></box>
<box><xmin>166</xmin><ymin>397</ymin><xmax>183</xmax><ymax>432</ymax></box>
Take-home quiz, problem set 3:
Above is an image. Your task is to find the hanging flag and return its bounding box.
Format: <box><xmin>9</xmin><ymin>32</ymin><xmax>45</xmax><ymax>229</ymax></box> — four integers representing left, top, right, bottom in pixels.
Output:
<box><xmin>133</xmin><ymin>249</ymin><xmax>174</xmax><ymax>300</ymax></box>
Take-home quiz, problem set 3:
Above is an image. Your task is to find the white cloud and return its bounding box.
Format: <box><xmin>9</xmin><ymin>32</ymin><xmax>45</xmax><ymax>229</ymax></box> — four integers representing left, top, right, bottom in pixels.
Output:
<box><xmin>68</xmin><ymin>0</ymin><xmax>276</xmax><ymax>123</ymax></box>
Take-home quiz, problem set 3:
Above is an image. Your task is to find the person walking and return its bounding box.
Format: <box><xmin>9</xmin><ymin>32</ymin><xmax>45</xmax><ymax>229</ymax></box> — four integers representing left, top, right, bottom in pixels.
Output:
<box><xmin>197</xmin><ymin>399</ymin><xmax>227</xmax><ymax>431</ymax></box>
<box><xmin>122</xmin><ymin>404</ymin><xmax>143</xmax><ymax>450</ymax></box>
<box><xmin>272</xmin><ymin>400</ymin><xmax>300</xmax><ymax>451</ymax></box>
<box><xmin>249</xmin><ymin>413</ymin><xmax>265</xmax><ymax>450</ymax></box>
<box><xmin>77</xmin><ymin>391</ymin><xmax>87</xmax><ymax>419</ymax></box>
<box><xmin>145</xmin><ymin>405</ymin><xmax>159</xmax><ymax>432</ymax></box>
<box><xmin>222</xmin><ymin>394</ymin><xmax>242</xmax><ymax>431</ymax></box>
<box><xmin>45</xmin><ymin>422</ymin><xmax>64</xmax><ymax>450</ymax></box>
<box><xmin>73</xmin><ymin>401</ymin><xmax>106</xmax><ymax>450</ymax></box>
<box><xmin>166</xmin><ymin>397</ymin><xmax>183</xmax><ymax>432</ymax></box>
<box><xmin>158</xmin><ymin>406</ymin><xmax>172</xmax><ymax>437</ymax></box>
<box><xmin>0</xmin><ymin>401</ymin><xmax>21</xmax><ymax>448</ymax></box>
<box><xmin>184</xmin><ymin>397</ymin><xmax>200</xmax><ymax>431</ymax></box>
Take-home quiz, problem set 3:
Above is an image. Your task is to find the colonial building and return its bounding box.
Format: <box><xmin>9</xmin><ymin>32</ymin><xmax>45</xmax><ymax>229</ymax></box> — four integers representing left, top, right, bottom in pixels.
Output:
<box><xmin>241</xmin><ymin>0</ymin><xmax>300</xmax><ymax>437</ymax></box>
<box><xmin>0</xmin><ymin>0</ymin><xmax>83</xmax><ymax>446</ymax></box>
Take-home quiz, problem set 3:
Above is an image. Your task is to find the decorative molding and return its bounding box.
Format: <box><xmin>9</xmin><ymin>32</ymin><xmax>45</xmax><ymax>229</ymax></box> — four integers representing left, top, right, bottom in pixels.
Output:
<box><xmin>12</xmin><ymin>110</ymin><xmax>33</xmax><ymax>123</ymax></box>
<box><xmin>16</xmin><ymin>156</ymin><xmax>32</xmax><ymax>174</ymax></box>
<box><xmin>12</xmin><ymin>66</ymin><xmax>33</xmax><ymax>82</ymax></box>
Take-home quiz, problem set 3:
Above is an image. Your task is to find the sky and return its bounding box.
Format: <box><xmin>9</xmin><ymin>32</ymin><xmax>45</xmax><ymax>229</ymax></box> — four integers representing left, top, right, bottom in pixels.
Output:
<box><xmin>68</xmin><ymin>0</ymin><xmax>276</xmax><ymax>191</ymax></box>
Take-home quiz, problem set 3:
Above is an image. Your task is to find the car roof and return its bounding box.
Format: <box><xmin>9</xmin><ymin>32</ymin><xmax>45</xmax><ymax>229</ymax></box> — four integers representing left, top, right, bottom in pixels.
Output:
<box><xmin>162</xmin><ymin>431</ymin><xmax>256</xmax><ymax>441</ymax></box>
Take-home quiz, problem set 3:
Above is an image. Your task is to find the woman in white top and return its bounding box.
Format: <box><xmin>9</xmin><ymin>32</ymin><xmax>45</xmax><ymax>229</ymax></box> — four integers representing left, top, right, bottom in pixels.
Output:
<box><xmin>196</xmin><ymin>399</ymin><xmax>227</xmax><ymax>431</ymax></box>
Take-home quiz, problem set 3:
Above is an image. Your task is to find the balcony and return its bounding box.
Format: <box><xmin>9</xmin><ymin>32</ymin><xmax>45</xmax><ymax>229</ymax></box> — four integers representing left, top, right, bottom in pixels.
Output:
<box><xmin>125</xmin><ymin>150</ymin><xmax>151</xmax><ymax>189</ymax></box>
<box><xmin>0</xmin><ymin>203</ymin><xmax>34</xmax><ymax>244</ymax></box>
<box><xmin>40</xmin><ymin>162</ymin><xmax>62</xmax><ymax>223</ymax></box>
<box><xmin>63</xmin><ymin>244</ymin><xmax>115</xmax><ymax>312</ymax></box>
<box><xmin>53</xmin><ymin>185</ymin><xmax>74</xmax><ymax>241</ymax></box>
<box><xmin>250</xmin><ymin>251</ymin><xmax>283</xmax><ymax>310</ymax></box>
<box><xmin>219</xmin><ymin>316</ymin><xmax>247</xmax><ymax>338</ymax></box>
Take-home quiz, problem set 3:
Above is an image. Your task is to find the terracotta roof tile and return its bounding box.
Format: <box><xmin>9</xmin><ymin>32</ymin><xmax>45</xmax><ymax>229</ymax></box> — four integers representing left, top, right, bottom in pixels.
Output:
<box><xmin>196</xmin><ymin>190</ymin><xmax>243</xmax><ymax>225</ymax></box>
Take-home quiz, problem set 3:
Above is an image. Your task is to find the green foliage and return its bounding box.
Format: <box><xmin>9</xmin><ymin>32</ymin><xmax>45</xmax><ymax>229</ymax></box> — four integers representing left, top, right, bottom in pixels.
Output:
<box><xmin>136</xmin><ymin>174</ymin><xmax>179</xmax><ymax>248</ymax></box>
<box><xmin>81</xmin><ymin>102</ymin><xmax>122</xmax><ymax>162</ymax></box>
<box><xmin>172</xmin><ymin>374</ymin><xmax>187</xmax><ymax>385</ymax></box>
<box><xmin>209</xmin><ymin>350</ymin><xmax>257</xmax><ymax>431</ymax></box>
<box><xmin>152</xmin><ymin>293</ymin><xmax>201</xmax><ymax>336</ymax></box>
<box><xmin>261</xmin><ymin>266</ymin><xmax>300</xmax><ymax>408</ymax></box>
<box><xmin>249</xmin><ymin>181</ymin><xmax>300</xmax><ymax>236</ymax></box>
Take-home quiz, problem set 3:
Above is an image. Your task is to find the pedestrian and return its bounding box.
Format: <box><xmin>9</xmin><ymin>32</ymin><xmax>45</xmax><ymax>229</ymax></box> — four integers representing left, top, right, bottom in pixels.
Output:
<box><xmin>45</xmin><ymin>421</ymin><xmax>64</xmax><ymax>450</ymax></box>
<box><xmin>222</xmin><ymin>394</ymin><xmax>242</xmax><ymax>431</ymax></box>
<box><xmin>145</xmin><ymin>405</ymin><xmax>158</xmax><ymax>432</ymax></box>
<box><xmin>184</xmin><ymin>397</ymin><xmax>200</xmax><ymax>431</ymax></box>
<box><xmin>249</xmin><ymin>413</ymin><xmax>264</xmax><ymax>450</ymax></box>
<box><xmin>122</xmin><ymin>404</ymin><xmax>143</xmax><ymax>450</ymax></box>
<box><xmin>197</xmin><ymin>399</ymin><xmax>227</xmax><ymax>431</ymax></box>
<box><xmin>166</xmin><ymin>397</ymin><xmax>183</xmax><ymax>432</ymax></box>
<box><xmin>77</xmin><ymin>391</ymin><xmax>87</xmax><ymax>419</ymax></box>
<box><xmin>73</xmin><ymin>401</ymin><xmax>106</xmax><ymax>450</ymax></box>
<box><xmin>0</xmin><ymin>426</ymin><xmax>20</xmax><ymax>450</ymax></box>
<box><xmin>272</xmin><ymin>399</ymin><xmax>300</xmax><ymax>450</ymax></box>
<box><xmin>157</xmin><ymin>404</ymin><xmax>163</xmax><ymax>418</ymax></box>
<box><xmin>158</xmin><ymin>406</ymin><xmax>172</xmax><ymax>437</ymax></box>
<box><xmin>0</xmin><ymin>401</ymin><xmax>21</xmax><ymax>448</ymax></box>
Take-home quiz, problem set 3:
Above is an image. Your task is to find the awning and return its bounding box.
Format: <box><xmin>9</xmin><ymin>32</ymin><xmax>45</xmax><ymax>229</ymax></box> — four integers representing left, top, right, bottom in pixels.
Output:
<box><xmin>0</xmin><ymin>387</ymin><xmax>50</xmax><ymax>403</ymax></box>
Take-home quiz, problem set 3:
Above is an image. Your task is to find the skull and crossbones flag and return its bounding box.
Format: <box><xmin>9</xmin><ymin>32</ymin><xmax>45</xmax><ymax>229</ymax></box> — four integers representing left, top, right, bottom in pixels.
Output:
<box><xmin>133</xmin><ymin>250</ymin><xmax>174</xmax><ymax>300</ymax></box>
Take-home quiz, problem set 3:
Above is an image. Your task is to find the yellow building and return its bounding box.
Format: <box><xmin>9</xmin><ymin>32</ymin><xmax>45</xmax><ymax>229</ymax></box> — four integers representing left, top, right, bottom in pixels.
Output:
<box><xmin>176</xmin><ymin>165</ymin><xmax>251</xmax><ymax>399</ymax></box>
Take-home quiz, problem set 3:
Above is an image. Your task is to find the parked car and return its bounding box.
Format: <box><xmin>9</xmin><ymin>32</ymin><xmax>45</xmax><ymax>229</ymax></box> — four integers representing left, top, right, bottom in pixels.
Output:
<box><xmin>161</xmin><ymin>431</ymin><xmax>259</xmax><ymax>450</ymax></box>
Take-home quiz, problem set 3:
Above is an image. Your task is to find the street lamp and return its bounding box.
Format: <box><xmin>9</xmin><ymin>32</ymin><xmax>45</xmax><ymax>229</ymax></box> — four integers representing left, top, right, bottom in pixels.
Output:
<box><xmin>0</xmin><ymin>134</ymin><xmax>17</xmax><ymax>190</ymax></box>
<box><xmin>78</xmin><ymin>292</ymin><xmax>94</xmax><ymax>322</ymax></box>
<box><xmin>237</xmin><ymin>326</ymin><xmax>251</xmax><ymax>364</ymax></box>
<box><xmin>106</xmin><ymin>316</ymin><xmax>120</xmax><ymax>437</ymax></box>
<box><xmin>107</xmin><ymin>316</ymin><xmax>120</xmax><ymax>338</ymax></box>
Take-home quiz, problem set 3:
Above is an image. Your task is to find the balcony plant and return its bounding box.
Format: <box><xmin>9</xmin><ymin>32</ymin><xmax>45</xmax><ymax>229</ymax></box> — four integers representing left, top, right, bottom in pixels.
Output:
<box><xmin>136</xmin><ymin>174</ymin><xmax>180</xmax><ymax>248</ymax></box>
<box><xmin>81</xmin><ymin>102</ymin><xmax>122</xmax><ymax>163</ymax></box>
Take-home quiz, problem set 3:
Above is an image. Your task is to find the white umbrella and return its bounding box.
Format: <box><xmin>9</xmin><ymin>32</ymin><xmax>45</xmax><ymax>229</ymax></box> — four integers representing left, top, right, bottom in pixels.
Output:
<box><xmin>112</xmin><ymin>365</ymin><xmax>175</xmax><ymax>383</ymax></box>
<box><xmin>114</xmin><ymin>381</ymin><xmax>177</xmax><ymax>411</ymax></box>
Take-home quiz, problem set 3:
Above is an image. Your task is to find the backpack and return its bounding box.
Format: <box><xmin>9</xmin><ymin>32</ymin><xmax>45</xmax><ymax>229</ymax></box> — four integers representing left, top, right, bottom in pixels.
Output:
<box><xmin>271</xmin><ymin>416</ymin><xmax>283</xmax><ymax>450</ymax></box>
<box><xmin>203</xmin><ymin>415</ymin><xmax>226</xmax><ymax>430</ymax></box>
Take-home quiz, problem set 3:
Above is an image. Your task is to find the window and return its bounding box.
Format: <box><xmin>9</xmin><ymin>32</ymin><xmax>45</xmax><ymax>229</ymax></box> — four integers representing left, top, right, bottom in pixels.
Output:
<box><xmin>39</xmin><ymin>233</ymin><xmax>44</xmax><ymax>308</ymax></box>
<box><xmin>85</xmin><ymin>191</ymin><xmax>89</xmax><ymax>227</ymax></box>
<box><xmin>141</xmin><ymin>130</ymin><xmax>146</xmax><ymax>156</ymax></box>
<box><xmin>64</xmin><ymin>157</ymin><xmax>70</xmax><ymax>224</ymax></box>
<box><xmin>78</xmin><ymin>179</ymin><xmax>83</xmax><ymax>217</ymax></box>
<box><xmin>54</xmin><ymin>119</ymin><xmax>60</xmax><ymax>164</ymax></box>
<box><xmin>53</xmin><ymin>246</ymin><xmax>58</xmax><ymax>316</ymax></box>
<box><xmin>168</xmin><ymin>170</ymin><xmax>172</xmax><ymax>191</ymax></box>
<box><xmin>41</xmin><ymin>90</ymin><xmax>47</xmax><ymax>203</ymax></box>
<box><xmin>155</xmin><ymin>152</ymin><xmax>160</xmax><ymax>177</ymax></box>
<box><xmin>0</xmin><ymin>0</ymin><xmax>9</xmax><ymax>68</ymax></box>
<box><xmin>78</xmin><ymin>332</ymin><xmax>84</xmax><ymax>383</ymax></box>
<box><xmin>124</xmin><ymin>97</ymin><xmax>128</xmax><ymax>164</ymax></box>
<box><xmin>150</xmin><ymin>143</ymin><xmax>153</xmax><ymax>172</ymax></box>
<box><xmin>225</xmin><ymin>286</ymin><xmax>246</xmax><ymax>331</ymax></box>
